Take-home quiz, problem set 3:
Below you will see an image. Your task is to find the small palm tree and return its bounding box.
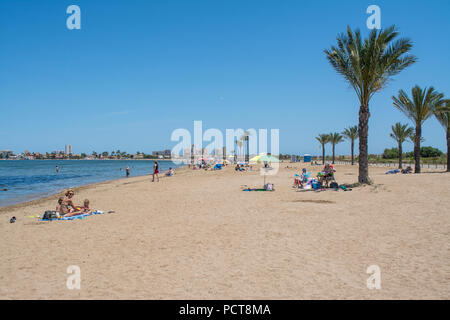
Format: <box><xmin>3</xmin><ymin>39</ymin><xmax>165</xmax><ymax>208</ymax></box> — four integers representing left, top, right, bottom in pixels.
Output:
<box><xmin>342</xmin><ymin>126</ymin><xmax>358</xmax><ymax>165</ymax></box>
<box><xmin>392</xmin><ymin>85</ymin><xmax>445</xmax><ymax>173</ymax></box>
<box><xmin>328</xmin><ymin>132</ymin><xmax>344</xmax><ymax>164</ymax></box>
<box><xmin>240</xmin><ymin>130</ymin><xmax>251</xmax><ymax>162</ymax></box>
<box><xmin>325</xmin><ymin>26</ymin><xmax>416</xmax><ymax>183</ymax></box>
<box><xmin>236</xmin><ymin>140</ymin><xmax>243</xmax><ymax>161</ymax></box>
<box><xmin>434</xmin><ymin>100</ymin><xmax>450</xmax><ymax>172</ymax></box>
<box><xmin>316</xmin><ymin>134</ymin><xmax>329</xmax><ymax>165</ymax></box>
<box><xmin>390</xmin><ymin>122</ymin><xmax>413</xmax><ymax>169</ymax></box>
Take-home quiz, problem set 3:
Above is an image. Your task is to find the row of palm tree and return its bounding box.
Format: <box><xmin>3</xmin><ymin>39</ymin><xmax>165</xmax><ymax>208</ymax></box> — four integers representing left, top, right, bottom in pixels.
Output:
<box><xmin>324</xmin><ymin>25</ymin><xmax>449</xmax><ymax>182</ymax></box>
<box><xmin>390</xmin><ymin>98</ymin><xmax>449</xmax><ymax>171</ymax></box>
<box><xmin>392</xmin><ymin>87</ymin><xmax>448</xmax><ymax>172</ymax></box>
<box><xmin>316</xmin><ymin>126</ymin><xmax>358</xmax><ymax>165</ymax></box>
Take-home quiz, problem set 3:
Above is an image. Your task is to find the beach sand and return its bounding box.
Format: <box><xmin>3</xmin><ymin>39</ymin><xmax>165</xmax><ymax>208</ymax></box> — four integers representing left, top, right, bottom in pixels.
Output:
<box><xmin>0</xmin><ymin>164</ymin><xmax>449</xmax><ymax>299</ymax></box>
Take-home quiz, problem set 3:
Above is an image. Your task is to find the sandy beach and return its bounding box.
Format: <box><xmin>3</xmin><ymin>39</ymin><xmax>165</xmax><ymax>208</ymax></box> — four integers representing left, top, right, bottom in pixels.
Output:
<box><xmin>0</xmin><ymin>164</ymin><xmax>449</xmax><ymax>299</ymax></box>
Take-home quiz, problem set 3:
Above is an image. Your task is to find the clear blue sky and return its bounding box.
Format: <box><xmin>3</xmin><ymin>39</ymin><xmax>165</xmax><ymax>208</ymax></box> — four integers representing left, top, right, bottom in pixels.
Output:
<box><xmin>1</xmin><ymin>0</ymin><xmax>449</xmax><ymax>156</ymax></box>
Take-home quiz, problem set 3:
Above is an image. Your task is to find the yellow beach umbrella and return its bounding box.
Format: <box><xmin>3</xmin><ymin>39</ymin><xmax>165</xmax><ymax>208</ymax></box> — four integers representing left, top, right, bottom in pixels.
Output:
<box><xmin>250</xmin><ymin>154</ymin><xmax>279</xmax><ymax>163</ymax></box>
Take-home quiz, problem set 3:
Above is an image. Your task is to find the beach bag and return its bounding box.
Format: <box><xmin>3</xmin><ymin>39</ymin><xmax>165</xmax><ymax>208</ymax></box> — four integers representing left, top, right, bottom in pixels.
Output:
<box><xmin>312</xmin><ymin>182</ymin><xmax>321</xmax><ymax>190</ymax></box>
<box><xmin>265</xmin><ymin>183</ymin><xmax>273</xmax><ymax>191</ymax></box>
<box><xmin>42</xmin><ymin>211</ymin><xmax>59</xmax><ymax>220</ymax></box>
<box><xmin>330</xmin><ymin>182</ymin><xmax>339</xmax><ymax>189</ymax></box>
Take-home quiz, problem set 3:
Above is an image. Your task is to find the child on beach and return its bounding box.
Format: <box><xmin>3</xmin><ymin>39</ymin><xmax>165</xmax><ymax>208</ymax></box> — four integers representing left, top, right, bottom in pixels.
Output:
<box><xmin>56</xmin><ymin>197</ymin><xmax>69</xmax><ymax>215</ymax></box>
<box><xmin>166</xmin><ymin>167</ymin><xmax>175</xmax><ymax>176</ymax></box>
<box><xmin>80</xmin><ymin>199</ymin><xmax>92</xmax><ymax>214</ymax></box>
<box><xmin>293</xmin><ymin>169</ymin><xmax>309</xmax><ymax>188</ymax></box>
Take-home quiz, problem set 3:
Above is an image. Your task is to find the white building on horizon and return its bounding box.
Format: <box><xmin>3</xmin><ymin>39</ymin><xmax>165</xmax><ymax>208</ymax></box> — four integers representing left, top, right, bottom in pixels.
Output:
<box><xmin>65</xmin><ymin>144</ymin><xmax>72</xmax><ymax>155</ymax></box>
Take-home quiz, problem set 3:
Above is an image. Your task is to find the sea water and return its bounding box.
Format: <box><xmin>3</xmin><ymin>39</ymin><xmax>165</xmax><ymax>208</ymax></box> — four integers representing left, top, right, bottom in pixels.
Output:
<box><xmin>0</xmin><ymin>160</ymin><xmax>181</xmax><ymax>207</ymax></box>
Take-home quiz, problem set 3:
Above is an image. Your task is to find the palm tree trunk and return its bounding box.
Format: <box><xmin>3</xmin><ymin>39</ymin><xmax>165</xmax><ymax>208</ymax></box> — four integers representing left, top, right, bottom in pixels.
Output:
<box><xmin>414</xmin><ymin>125</ymin><xmax>421</xmax><ymax>173</ymax></box>
<box><xmin>332</xmin><ymin>144</ymin><xmax>335</xmax><ymax>164</ymax></box>
<box><xmin>398</xmin><ymin>142</ymin><xmax>403</xmax><ymax>169</ymax></box>
<box><xmin>358</xmin><ymin>105</ymin><xmax>370</xmax><ymax>184</ymax></box>
<box><xmin>447</xmin><ymin>128</ymin><xmax>450</xmax><ymax>172</ymax></box>
<box><xmin>351</xmin><ymin>140</ymin><xmax>354</xmax><ymax>165</ymax></box>
<box><xmin>246</xmin><ymin>136</ymin><xmax>249</xmax><ymax>163</ymax></box>
<box><xmin>322</xmin><ymin>144</ymin><xmax>325</xmax><ymax>165</ymax></box>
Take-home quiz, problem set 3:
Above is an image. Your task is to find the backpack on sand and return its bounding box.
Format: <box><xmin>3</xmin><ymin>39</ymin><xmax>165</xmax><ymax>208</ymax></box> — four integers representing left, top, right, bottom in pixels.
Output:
<box><xmin>42</xmin><ymin>211</ymin><xmax>60</xmax><ymax>220</ymax></box>
<box><xmin>330</xmin><ymin>182</ymin><xmax>339</xmax><ymax>189</ymax></box>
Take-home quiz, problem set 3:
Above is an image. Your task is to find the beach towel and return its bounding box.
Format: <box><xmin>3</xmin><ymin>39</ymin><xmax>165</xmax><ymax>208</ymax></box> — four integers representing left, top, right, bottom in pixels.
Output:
<box><xmin>40</xmin><ymin>210</ymin><xmax>104</xmax><ymax>221</ymax></box>
<box><xmin>386</xmin><ymin>169</ymin><xmax>400</xmax><ymax>174</ymax></box>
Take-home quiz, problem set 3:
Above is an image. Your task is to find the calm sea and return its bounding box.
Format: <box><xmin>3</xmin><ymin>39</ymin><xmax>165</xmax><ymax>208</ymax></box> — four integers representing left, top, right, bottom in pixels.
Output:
<box><xmin>0</xmin><ymin>160</ymin><xmax>181</xmax><ymax>207</ymax></box>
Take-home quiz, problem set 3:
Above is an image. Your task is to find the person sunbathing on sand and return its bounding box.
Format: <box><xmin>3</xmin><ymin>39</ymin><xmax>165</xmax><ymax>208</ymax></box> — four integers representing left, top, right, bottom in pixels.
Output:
<box><xmin>56</xmin><ymin>197</ymin><xmax>70</xmax><ymax>216</ymax></box>
<box><xmin>64</xmin><ymin>199</ymin><xmax>90</xmax><ymax>218</ymax></box>
<box><xmin>63</xmin><ymin>189</ymin><xmax>81</xmax><ymax>213</ymax></box>
<box><xmin>402</xmin><ymin>166</ymin><xmax>413</xmax><ymax>174</ymax></box>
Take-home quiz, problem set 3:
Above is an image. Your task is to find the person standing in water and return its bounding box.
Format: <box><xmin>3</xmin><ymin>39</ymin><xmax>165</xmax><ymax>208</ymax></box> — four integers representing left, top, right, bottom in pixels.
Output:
<box><xmin>56</xmin><ymin>165</ymin><xmax>59</xmax><ymax>173</ymax></box>
<box><xmin>126</xmin><ymin>166</ymin><xmax>130</xmax><ymax>177</ymax></box>
<box><xmin>152</xmin><ymin>161</ymin><xmax>159</xmax><ymax>182</ymax></box>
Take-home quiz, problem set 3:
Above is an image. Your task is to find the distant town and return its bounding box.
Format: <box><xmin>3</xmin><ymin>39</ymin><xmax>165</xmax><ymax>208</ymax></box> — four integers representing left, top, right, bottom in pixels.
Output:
<box><xmin>0</xmin><ymin>145</ymin><xmax>172</xmax><ymax>160</ymax></box>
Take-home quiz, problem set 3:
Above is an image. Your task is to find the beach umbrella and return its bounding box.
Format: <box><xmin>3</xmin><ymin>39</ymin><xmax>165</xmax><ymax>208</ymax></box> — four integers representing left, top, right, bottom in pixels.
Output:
<box><xmin>250</xmin><ymin>154</ymin><xmax>279</xmax><ymax>186</ymax></box>
<box><xmin>250</xmin><ymin>154</ymin><xmax>279</xmax><ymax>163</ymax></box>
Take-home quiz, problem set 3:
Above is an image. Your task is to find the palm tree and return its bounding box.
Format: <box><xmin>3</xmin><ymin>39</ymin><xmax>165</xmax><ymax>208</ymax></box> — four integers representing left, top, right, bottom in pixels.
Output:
<box><xmin>328</xmin><ymin>132</ymin><xmax>344</xmax><ymax>164</ymax></box>
<box><xmin>239</xmin><ymin>130</ymin><xmax>251</xmax><ymax>162</ymax></box>
<box><xmin>434</xmin><ymin>100</ymin><xmax>450</xmax><ymax>172</ymax></box>
<box><xmin>392</xmin><ymin>86</ymin><xmax>445</xmax><ymax>173</ymax></box>
<box><xmin>342</xmin><ymin>126</ymin><xmax>358</xmax><ymax>165</ymax></box>
<box><xmin>316</xmin><ymin>134</ymin><xmax>329</xmax><ymax>165</ymax></box>
<box><xmin>236</xmin><ymin>140</ymin><xmax>243</xmax><ymax>161</ymax></box>
<box><xmin>389</xmin><ymin>122</ymin><xmax>413</xmax><ymax>169</ymax></box>
<box><xmin>325</xmin><ymin>26</ymin><xmax>416</xmax><ymax>183</ymax></box>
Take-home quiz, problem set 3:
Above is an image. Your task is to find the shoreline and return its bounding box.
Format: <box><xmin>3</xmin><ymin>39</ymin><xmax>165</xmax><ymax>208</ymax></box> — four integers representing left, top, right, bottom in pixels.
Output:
<box><xmin>0</xmin><ymin>164</ymin><xmax>187</xmax><ymax>213</ymax></box>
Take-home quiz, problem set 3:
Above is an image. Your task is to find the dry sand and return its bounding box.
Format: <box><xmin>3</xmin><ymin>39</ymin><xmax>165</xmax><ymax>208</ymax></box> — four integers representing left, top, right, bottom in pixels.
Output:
<box><xmin>0</xmin><ymin>164</ymin><xmax>449</xmax><ymax>299</ymax></box>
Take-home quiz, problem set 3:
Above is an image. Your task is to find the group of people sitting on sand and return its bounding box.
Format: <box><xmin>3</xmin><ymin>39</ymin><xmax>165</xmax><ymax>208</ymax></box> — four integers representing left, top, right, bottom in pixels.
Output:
<box><xmin>235</xmin><ymin>163</ymin><xmax>253</xmax><ymax>172</ymax></box>
<box><xmin>189</xmin><ymin>160</ymin><xmax>229</xmax><ymax>171</ymax></box>
<box><xmin>55</xmin><ymin>189</ymin><xmax>92</xmax><ymax>217</ymax></box>
<box><xmin>293</xmin><ymin>163</ymin><xmax>337</xmax><ymax>189</ymax></box>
